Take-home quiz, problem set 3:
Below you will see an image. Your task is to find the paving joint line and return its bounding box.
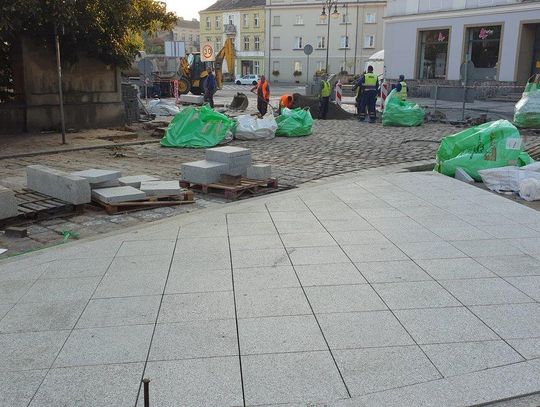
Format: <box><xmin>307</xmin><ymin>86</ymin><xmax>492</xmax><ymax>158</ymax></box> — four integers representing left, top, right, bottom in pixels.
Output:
<box><xmin>299</xmin><ymin>192</ymin><xmax>447</xmax><ymax>380</ymax></box>
<box><xmin>134</xmin><ymin>225</ymin><xmax>182</xmax><ymax>407</ymax></box>
<box><xmin>225</xmin><ymin>214</ymin><xmax>247</xmax><ymax>407</ymax></box>
<box><xmin>264</xmin><ymin>202</ymin><xmax>353</xmax><ymax>399</ymax></box>
<box><xmin>25</xmin><ymin>242</ymin><xmax>124</xmax><ymax>407</ymax></box>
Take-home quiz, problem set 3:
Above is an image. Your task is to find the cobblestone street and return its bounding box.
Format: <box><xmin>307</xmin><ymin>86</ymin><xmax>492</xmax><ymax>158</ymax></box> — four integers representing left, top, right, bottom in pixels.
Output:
<box><xmin>0</xmin><ymin>119</ymin><xmax>529</xmax><ymax>256</ymax></box>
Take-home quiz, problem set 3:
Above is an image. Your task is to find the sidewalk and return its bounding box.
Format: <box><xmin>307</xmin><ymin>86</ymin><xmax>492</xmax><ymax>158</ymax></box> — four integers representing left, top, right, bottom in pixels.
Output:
<box><xmin>1</xmin><ymin>165</ymin><xmax>540</xmax><ymax>406</ymax></box>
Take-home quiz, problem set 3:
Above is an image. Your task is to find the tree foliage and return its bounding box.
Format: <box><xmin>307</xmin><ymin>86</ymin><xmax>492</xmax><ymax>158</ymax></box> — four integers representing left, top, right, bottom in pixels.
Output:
<box><xmin>0</xmin><ymin>0</ymin><xmax>176</xmax><ymax>96</ymax></box>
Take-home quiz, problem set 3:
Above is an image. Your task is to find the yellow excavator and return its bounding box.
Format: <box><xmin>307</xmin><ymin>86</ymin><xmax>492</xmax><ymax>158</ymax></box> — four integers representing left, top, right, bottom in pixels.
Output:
<box><xmin>178</xmin><ymin>38</ymin><xmax>235</xmax><ymax>95</ymax></box>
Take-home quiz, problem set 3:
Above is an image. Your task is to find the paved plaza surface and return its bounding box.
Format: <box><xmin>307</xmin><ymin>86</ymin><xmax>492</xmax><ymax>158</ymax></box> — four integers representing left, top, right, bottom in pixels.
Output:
<box><xmin>1</xmin><ymin>167</ymin><xmax>540</xmax><ymax>406</ymax></box>
<box><xmin>0</xmin><ymin>120</ymin><xmax>465</xmax><ymax>256</ymax></box>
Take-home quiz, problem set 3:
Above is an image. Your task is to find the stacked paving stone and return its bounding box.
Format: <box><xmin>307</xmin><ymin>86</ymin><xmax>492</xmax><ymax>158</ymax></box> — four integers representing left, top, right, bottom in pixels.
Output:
<box><xmin>25</xmin><ymin>165</ymin><xmax>184</xmax><ymax>206</ymax></box>
<box><xmin>181</xmin><ymin>147</ymin><xmax>272</xmax><ymax>184</ymax></box>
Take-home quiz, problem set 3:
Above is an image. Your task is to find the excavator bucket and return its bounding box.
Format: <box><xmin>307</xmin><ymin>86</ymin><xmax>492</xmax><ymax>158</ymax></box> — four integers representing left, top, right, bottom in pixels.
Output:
<box><xmin>229</xmin><ymin>92</ymin><xmax>249</xmax><ymax>111</ymax></box>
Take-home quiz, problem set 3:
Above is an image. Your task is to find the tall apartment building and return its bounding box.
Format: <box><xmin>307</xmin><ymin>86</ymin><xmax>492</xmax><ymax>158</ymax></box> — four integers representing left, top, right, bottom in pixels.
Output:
<box><xmin>384</xmin><ymin>0</ymin><xmax>540</xmax><ymax>84</ymax></box>
<box><xmin>200</xmin><ymin>0</ymin><xmax>266</xmax><ymax>77</ymax></box>
<box><xmin>265</xmin><ymin>0</ymin><xmax>386</xmax><ymax>83</ymax></box>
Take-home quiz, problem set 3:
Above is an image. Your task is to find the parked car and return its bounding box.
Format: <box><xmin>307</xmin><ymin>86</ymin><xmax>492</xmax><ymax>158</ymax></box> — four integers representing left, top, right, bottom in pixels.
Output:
<box><xmin>235</xmin><ymin>74</ymin><xmax>259</xmax><ymax>85</ymax></box>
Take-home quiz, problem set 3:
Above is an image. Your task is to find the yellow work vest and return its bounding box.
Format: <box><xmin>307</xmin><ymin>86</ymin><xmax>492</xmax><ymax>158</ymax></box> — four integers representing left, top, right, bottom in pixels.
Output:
<box><xmin>364</xmin><ymin>73</ymin><xmax>377</xmax><ymax>87</ymax></box>
<box><xmin>397</xmin><ymin>81</ymin><xmax>407</xmax><ymax>101</ymax></box>
<box><xmin>321</xmin><ymin>80</ymin><xmax>331</xmax><ymax>97</ymax></box>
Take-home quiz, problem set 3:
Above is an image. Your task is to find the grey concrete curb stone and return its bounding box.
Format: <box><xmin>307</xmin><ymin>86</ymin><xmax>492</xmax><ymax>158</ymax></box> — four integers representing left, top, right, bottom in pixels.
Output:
<box><xmin>27</xmin><ymin>165</ymin><xmax>91</xmax><ymax>205</ymax></box>
<box><xmin>140</xmin><ymin>181</ymin><xmax>182</xmax><ymax>197</ymax></box>
<box><xmin>119</xmin><ymin>175</ymin><xmax>160</xmax><ymax>188</ymax></box>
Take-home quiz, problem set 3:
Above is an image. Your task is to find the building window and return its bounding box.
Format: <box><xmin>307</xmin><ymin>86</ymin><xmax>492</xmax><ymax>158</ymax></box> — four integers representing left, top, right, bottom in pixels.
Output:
<box><xmin>243</xmin><ymin>14</ymin><xmax>248</xmax><ymax>27</ymax></box>
<box><xmin>317</xmin><ymin>36</ymin><xmax>326</xmax><ymax>49</ymax></box>
<box><xmin>417</xmin><ymin>29</ymin><xmax>449</xmax><ymax>79</ymax></box>
<box><xmin>273</xmin><ymin>61</ymin><xmax>280</xmax><ymax>72</ymax></box>
<box><xmin>206</xmin><ymin>17</ymin><xmax>211</xmax><ymax>29</ymax></box>
<box><xmin>295</xmin><ymin>15</ymin><xmax>304</xmax><ymax>25</ymax></box>
<box><xmin>465</xmin><ymin>25</ymin><xmax>502</xmax><ymax>79</ymax></box>
<box><xmin>365</xmin><ymin>12</ymin><xmax>375</xmax><ymax>24</ymax></box>
<box><xmin>341</xmin><ymin>12</ymin><xmax>349</xmax><ymax>24</ymax></box>
<box><xmin>340</xmin><ymin>36</ymin><xmax>349</xmax><ymax>49</ymax></box>
<box><xmin>254</xmin><ymin>36</ymin><xmax>260</xmax><ymax>51</ymax></box>
<box><xmin>273</xmin><ymin>15</ymin><xmax>280</xmax><ymax>26</ymax></box>
<box><xmin>216</xmin><ymin>37</ymin><xmax>222</xmax><ymax>50</ymax></box>
<box><xmin>317</xmin><ymin>61</ymin><xmax>325</xmax><ymax>71</ymax></box>
<box><xmin>189</xmin><ymin>34</ymin><xmax>193</xmax><ymax>41</ymax></box>
<box><xmin>215</xmin><ymin>16</ymin><xmax>221</xmax><ymax>29</ymax></box>
<box><xmin>294</xmin><ymin>36</ymin><xmax>303</xmax><ymax>49</ymax></box>
<box><xmin>228</xmin><ymin>15</ymin><xmax>234</xmax><ymax>25</ymax></box>
<box><xmin>294</xmin><ymin>61</ymin><xmax>302</xmax><ymax>73</ymax></box>
<box><xmin>244</xmin><ymin>36</ymin><xmax>250</xmax><ymax>51</ymax></box>
<box><xmin>206</xmin><ymin>37</ymin><xmax>211</xmax><ymax>43</ymax></box>
<box><xmin>254</xmin><ymin>13</ymin><xmax>260</xmax><ymax>27</ymax></box>
<box><xmin>273</xmin><ymin>36</ymin><xmax>280</xmax><ymax>49</ymax></box>
<box><xmin>254</xmin><ymin>61</ymin><xmax>260</xmax><ymax>75</ymax></box>
<box><xmin>181</xmin><ymin>33</ymin><xmax>186</xmax><ymax>41</ymax></box>
<box><xmin>364</xmin><ymin>35</ymin><xmax>375</xmax><ymax>48</ymax></box>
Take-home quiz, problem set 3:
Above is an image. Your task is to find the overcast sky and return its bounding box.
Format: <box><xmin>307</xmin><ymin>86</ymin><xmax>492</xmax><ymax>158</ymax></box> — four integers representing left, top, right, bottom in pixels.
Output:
<box><xmin>164</xmin><ymin>0</ymin><xmax>215</xmax><ymax>20</ymax></box>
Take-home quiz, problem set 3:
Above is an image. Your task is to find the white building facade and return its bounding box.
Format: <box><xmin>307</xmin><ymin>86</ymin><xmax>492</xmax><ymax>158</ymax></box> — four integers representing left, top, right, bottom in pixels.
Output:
<box><xmin>384</xmin><ymin>0</ymin><xmax>540</xmax><ymax>85</ymax></box>
<box><xmin>265</xmin><ymin>0</ymin><xmax>386</xmax><ymax>83</ymax></box>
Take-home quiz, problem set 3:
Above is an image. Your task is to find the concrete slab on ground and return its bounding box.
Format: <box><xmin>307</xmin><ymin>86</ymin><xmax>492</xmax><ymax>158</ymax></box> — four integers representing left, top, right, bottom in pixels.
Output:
<box><xmin>139</xmin><ymin>181</ymin><xmax>182</xmax><ymax>197</ymax></box>
<box><xmin>0</xmin><ymin>186</ymin><xmax>18</xmax><ymax>220</ymax></box>
<box><xmin>118</xmin><ymin>175</ymin><xmax>160</xmax><ymax>188</ymax></box>
<box><xmin>91</xmin><ymin>186</ymin><xmax>146</xmax><ymax>203</ymax></box>
<box><xmin>71</xmin><ymin>169</ymin><xmax>121</xmax><ymax>184</ymax></box>
<box><xmin>2</xmin><ymin>169</ymin><xmax>540</xmax><ymax>406</ymax></box>
<box><xmin>26</xmin><ymin>165</ymin><xmax>91</xmax><ymax>205</ymax></box>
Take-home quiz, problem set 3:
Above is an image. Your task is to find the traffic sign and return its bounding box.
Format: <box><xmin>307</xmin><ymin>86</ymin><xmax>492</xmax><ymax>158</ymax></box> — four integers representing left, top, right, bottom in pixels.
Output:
<box><xmin>201</xmin><ymin>43</ymin><xmax>215</xmax><ymax>62</ymax></box>
<box><xmin>304</xmin><ymin>44</ymin><xmax>313</xmax><ymax>56</ymax></box>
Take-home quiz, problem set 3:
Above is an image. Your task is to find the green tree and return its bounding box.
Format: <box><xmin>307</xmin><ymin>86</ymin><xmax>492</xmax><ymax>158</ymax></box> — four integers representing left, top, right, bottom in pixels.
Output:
<box><xmin>0</xmin><ymin>0</ymin><xmax>176</xmax><ymax>99</ymax></box>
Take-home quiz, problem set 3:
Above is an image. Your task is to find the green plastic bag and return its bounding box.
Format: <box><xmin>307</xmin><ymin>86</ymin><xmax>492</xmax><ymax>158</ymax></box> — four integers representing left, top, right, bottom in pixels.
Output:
<box><xmin>161</xmin><ymin>105</ymin><xmax>236</xmax><ymax>148</ymax></box>
<box><xmin>514</xmin><ymin>77</ymin><xmax>540</xmax><ymax>129</ymax></box>
<box><xmin>382</xmin><ymin>89</ymin><xmax>425</xmax><ymax>127</ymax></box>
<box><xmin>276</xmin><ymin>108</ymin><xmax>313</xmax><ymax>137</ymax></box>
<box><xmin>435</xmin><ymin>120</ymin><xmax>534</xmax><ymax>181</ymax></box>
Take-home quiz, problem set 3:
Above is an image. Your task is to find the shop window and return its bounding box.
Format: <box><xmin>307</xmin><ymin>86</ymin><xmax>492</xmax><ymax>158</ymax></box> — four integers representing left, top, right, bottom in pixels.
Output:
<box><xmin>294</xmin><ymin>61</ymin><xmax>302</xmax><ymax>73</ymax></box>
<box><xmin>417</xmin><ymin>29</ymin><xmax>449</xmax><ymax>79</ymax></box>
<box><xmin>465</xmin><ymin>25</ymin><xmax>501</xmax><ymax>79</ymax></box>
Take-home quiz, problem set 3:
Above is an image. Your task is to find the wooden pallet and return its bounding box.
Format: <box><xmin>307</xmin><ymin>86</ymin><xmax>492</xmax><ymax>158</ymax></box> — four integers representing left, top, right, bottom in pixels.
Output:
<box><xmin>526</xmin><ymin>144</ymin><xmax>540</xmax><ymax>161</ymax></box>
<box><xmin>92</xmin><ymin>190</ymin><xmax>194</xmax><ymax>215</ymax></box>
<box><xmin>179</xmin><ymin>178</ymin><xmax>278</xmax><ymax>200</ymax></box>
<box><xmin>0</xmin><ymin>189</ymin><xmax>81</xmax><ymax>228</ymax></box>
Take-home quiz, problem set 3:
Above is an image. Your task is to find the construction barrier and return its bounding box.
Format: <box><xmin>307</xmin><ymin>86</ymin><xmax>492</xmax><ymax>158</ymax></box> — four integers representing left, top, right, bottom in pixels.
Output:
<box><xmin>380</xmin><ymin>81</ymin><xmax>389</xmax><ymax>111</ymax></box>
<box><xmin>335</xmin><ymin>80</ymin><xmax>342</xmax><ymax>106</ymax></box>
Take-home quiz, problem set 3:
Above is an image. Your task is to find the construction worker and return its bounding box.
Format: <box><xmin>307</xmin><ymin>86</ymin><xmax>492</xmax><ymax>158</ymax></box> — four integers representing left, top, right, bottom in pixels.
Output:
<box><xmin>279</xmin><ymin>94</ymin><xmax>293</xmax><ymax>115</ymax></box>
<box><xmin>396</xmin><ymin>75</ymin><xmax>407</xmax><ymax>101</ymax></box>
<box><xmin>251</xmin><ymin>75</ymin><xmax>270</xmax><ymax>116</ymax></box>
<box><xmin>203</xmin><ymin>66</ymin><xmax>216</xmax><ymax>108</ymax></box>
<box><xmin>356</xmin><ymin>65</ymin><xmax>379</xmax><ymax>123</ymax></box>
<box><xmin>352</xmin><ymin>72</ymin><xmax>365</xmax><ymax>116</ymax></box>
<box><xmin>319</xmin><ymin>74</ymin><xmax>331</xmax><ymax>120</ymax></box>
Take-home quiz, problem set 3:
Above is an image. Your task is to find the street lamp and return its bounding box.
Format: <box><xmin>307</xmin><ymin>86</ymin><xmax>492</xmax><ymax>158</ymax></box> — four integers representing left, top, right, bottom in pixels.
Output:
<box><xmin>320</xmin><ymin>0</ymin><xmax>340</xmax><ymax>75</ymax></box>
<box><xmin>343</xmin><ymin>3</ymin><xmax>349</xmax><ymax>73</ymax></box>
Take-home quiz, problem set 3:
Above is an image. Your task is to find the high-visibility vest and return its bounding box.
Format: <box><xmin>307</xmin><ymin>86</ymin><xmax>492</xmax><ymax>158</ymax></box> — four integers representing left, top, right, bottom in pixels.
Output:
<box><xmin>257</xmin><ymin>80</ymin><xmax>270</xmax><ymax>101</ymax></box>
<box><xmin>364</xmin><ymin>73</ymin><xmax>377</xmax><ymax>88</ymax></box>
<box><xmin>321</xmin><ymin>80</ymin><xmax>331</xmax><ymax>97</ymax></box>
<box><xmin>397</xmin><ymin>81</ymin><xmax>407</xmax><ymax>101</ymax></box>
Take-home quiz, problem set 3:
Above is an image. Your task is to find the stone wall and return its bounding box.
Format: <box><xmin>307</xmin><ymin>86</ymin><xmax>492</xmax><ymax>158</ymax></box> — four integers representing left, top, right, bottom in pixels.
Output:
<box><xmin>0</xmin><ymin>38</ymin><xmax>125</xmax><ymax>134</ymax></box>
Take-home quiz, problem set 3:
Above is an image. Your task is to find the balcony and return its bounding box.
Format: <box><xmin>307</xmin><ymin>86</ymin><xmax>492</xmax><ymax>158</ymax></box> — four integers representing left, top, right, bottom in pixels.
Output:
<box><xmin>224</xmin><ymin>24</ymin><xmax>237</xmax><ymax>36</ymax></box>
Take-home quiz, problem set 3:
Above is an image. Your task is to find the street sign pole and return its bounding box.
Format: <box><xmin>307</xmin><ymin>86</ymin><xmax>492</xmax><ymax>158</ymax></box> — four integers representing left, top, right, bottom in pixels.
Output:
<box><xmin>304</xmin><ymin>44</ymin><xmax>314</xmax><ymax>88</ymax></box>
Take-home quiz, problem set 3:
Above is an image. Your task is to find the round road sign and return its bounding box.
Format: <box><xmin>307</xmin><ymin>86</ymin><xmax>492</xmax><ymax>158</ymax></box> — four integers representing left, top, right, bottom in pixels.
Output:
<box><xmin>202</xmin><ymin>43</ymin><xmax>214</xmax><ymax>61</ymax></box>
<box><xmin>304</xmin><ymin>44</ymin><xmax>314</xmax><ymax>55</ymax></box>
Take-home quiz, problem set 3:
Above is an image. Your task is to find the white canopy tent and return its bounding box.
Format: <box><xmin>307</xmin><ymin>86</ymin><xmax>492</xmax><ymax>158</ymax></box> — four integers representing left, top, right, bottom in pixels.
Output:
<box><xmin>365</xmin><ymin>49</ymin><xmax>385</xmax><ymax>78</ymax></box>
